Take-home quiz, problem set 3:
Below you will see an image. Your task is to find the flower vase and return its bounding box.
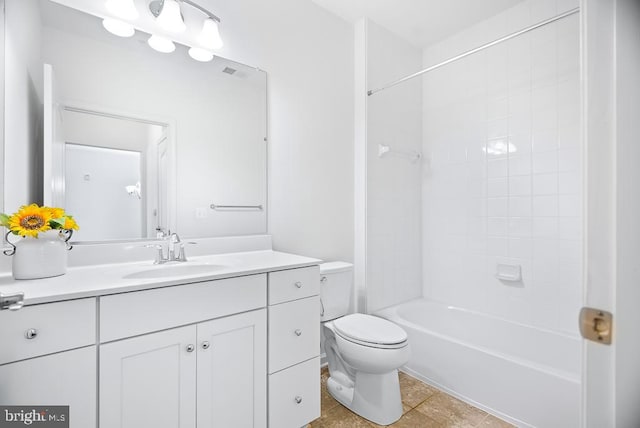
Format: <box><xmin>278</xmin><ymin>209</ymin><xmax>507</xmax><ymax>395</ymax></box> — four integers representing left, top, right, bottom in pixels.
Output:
<box><xmin>11</xmin><ymin>230</ymin><xmax>69</xmax><ymax>280</ymax></box>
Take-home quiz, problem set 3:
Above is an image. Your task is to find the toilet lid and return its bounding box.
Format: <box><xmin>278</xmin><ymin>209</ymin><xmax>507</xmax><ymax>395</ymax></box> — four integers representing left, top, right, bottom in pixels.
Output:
<box><xmin>333</xmin><ymin>314</ymin><xmax>407</xmax><ymax>346</ymax></box>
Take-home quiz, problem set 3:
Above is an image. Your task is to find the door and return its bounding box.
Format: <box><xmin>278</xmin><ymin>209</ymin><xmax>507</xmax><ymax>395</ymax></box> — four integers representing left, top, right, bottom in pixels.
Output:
<box><xmin>196</xmin><ymin>309</ymin><xmax>267</xmax><ymax>428</ymax></box>
<box><xmin>0</xmin><ymin>347</ymin><xmax>97</xmax><ymax>428</ymax></box>
<box><xmin>100</xmin><ymin>326</ymin><xmax>197</xmax><ymax>428</ymax></box>
<box><xmin>583</xmin><ymin>0</ymin><xmax>640</xmax><ymax>426</ymax></box>
<box><xmin>43</xmin><ymin>63</ymin><xmax>65</xmax><ymax>207</ymax></box>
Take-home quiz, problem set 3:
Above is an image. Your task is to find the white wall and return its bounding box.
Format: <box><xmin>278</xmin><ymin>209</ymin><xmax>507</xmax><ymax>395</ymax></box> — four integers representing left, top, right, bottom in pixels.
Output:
<box><xmin>202</xmin><ymin>0</ymin><xmax>354</xmax><ymax>262</ymax></box>
<box><xmin>421</xmin><ymin>0</ymin><xmax>582</xmax><ymax>334</ymax></box>
<box><xmin>364</xmin><ymin>21</ymin><xmax>423</xmax><ymax>312</ymax></box>
<box><xmin>4</xmin><ymin>0</ymin><xmax>43</xmax><ymax>212</ymax></box>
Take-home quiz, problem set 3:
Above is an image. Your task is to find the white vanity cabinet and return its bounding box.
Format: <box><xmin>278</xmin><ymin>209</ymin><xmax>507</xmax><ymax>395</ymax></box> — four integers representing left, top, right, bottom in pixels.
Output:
<box><xmin>0</xmin><ymin>298</ymin><xmax>97</xmax><ymax>428</ymax></box>
<box><xmin>99</xmin><ymin>275</ymin><xmax>268</xmax><ymax>428</ymax></box>
<box><xmin>267</xmin><ymin>266</ymin><xmax>321</xmax><ymax>428</ymax></box>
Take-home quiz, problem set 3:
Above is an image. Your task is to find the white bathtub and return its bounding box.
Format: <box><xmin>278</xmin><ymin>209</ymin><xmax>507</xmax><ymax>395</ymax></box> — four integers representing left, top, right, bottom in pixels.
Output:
<box><xmin>376</xmin><ymin>298</ymin><xmax>581</xmax><ymax>428</ymax></box>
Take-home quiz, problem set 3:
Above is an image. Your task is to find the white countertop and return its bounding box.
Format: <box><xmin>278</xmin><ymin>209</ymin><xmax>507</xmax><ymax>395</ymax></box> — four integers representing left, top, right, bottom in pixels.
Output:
<box><xmin>0</xmin><ymin>250</ymin><xmax>321</xmax><ymax>305</ymax></box>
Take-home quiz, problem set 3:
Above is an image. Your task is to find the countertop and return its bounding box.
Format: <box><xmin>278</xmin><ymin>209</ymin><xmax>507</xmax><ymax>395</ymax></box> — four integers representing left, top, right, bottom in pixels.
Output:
<box><xmin>0</xmin><ymin>250</ymin><xmax>322</xmax><ymax>305</ymax></box>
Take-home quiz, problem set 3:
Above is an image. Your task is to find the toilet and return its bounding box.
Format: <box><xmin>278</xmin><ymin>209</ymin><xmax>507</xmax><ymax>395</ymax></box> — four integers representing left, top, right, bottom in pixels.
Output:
<box><xmin>320</xmin><ymin>262</ymin><xmax>410</xmax><ymax>426</ymax></box>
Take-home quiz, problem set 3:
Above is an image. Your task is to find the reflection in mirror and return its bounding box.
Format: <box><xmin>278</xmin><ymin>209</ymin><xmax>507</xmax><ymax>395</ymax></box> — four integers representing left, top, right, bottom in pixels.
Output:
<box><xmin>5</xmin><ymin>0</ymin><xmax>267</xmax><ymax>243</ymax></box>
<box><xmin>60</xmin><ymin>109</ymin><xmax>169</xmax><ymax>241</ymax></box>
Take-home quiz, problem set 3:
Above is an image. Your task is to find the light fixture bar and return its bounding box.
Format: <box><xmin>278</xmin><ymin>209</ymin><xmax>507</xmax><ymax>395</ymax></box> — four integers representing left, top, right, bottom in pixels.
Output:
<box><xmin>149</xmin><ymin>0</ymin><xmax>220</xmax><ymax>23</ymax></box>
<box><xmin>180</xmin><ymin>0</ymin><xmax>220</xmax><ymax>23</ymax></box>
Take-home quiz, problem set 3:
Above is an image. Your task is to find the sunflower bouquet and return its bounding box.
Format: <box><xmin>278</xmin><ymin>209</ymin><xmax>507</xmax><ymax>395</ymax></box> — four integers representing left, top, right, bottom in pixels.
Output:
<box><xmin>0</xmin><ymin>204</ymin><xmax>79</xmax><ymax>238</ymax></box>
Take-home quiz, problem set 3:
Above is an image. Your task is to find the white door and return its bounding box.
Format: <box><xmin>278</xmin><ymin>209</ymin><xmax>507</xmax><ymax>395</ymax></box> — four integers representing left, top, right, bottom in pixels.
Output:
<box><xmin>0</xmin><ymin>347</ymin><xmax>97</xmax><ymax>428</ymax></box>
<box><xmin>196</xmin><ymin>309</ymin><xmax>267</xmax><ymax>428</ymax></box>
<box><xmin>43</xmin><ymin>63</ymin><xmax>65</xmax><ymax>207</ymax></box>
<box><xmin>583</xmin><ymin>0</ymin><xmax>640</xmax><ymax>427</ymax></box>
<box><xmin>100</xmin><ymin>326</ymin><xmax>197</xmax><ymax>428</ymax></box>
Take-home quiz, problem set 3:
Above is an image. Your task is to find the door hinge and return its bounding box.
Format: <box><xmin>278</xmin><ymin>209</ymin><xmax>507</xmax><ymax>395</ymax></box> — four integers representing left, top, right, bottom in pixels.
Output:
<box><xmin>579</xmin><ymin>307</ymin><xmax>613</xmax><ymax>345</ymax></box>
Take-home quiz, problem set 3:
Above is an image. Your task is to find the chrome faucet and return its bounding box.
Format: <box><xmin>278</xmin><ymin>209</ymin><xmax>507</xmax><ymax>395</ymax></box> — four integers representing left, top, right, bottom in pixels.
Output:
<box><xmin>146</xmin><ymin>232</ymin><xmax>194</xmax><ymax>264</ymax></box>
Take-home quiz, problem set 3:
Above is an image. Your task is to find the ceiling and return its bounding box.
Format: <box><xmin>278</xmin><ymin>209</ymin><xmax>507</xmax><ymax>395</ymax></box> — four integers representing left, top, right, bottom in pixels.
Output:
<box><xmin>311</xmin><ymin>0</ymin><xmax>525</xmax><ymax>48</ymax></box>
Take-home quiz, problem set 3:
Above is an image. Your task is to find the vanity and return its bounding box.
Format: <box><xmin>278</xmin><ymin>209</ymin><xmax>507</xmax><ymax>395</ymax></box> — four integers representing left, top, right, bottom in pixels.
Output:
<box><xmin>0</xmin><ymin>248</ymin><xmax>322</xmax><ymax>428</ymax></box>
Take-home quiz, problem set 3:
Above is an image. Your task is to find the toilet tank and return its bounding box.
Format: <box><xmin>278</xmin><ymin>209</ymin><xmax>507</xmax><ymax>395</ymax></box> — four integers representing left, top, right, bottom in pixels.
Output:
<box><xmin>319</xmin><ymin>261</ymin><xmax>353</xmax><ymax>322</ymax></box>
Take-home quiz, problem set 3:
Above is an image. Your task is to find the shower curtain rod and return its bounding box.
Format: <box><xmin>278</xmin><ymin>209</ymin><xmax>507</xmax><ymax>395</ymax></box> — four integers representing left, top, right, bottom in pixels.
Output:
<box><xmin>367</xmin><ymin>7</ymin><xmax>580</xmax><ymax>96</ymax></box>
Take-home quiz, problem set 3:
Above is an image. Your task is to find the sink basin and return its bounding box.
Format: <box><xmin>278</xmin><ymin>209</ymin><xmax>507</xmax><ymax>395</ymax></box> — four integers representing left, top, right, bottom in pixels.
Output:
<box><xmin>123</xmin><ymin>263</ymin><xmax>226</xmax><ymax>279</ymax></box>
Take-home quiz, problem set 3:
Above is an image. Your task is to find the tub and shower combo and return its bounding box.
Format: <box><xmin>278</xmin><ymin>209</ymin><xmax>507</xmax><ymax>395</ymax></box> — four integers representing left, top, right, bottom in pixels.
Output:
<box><xmin>377</xmin><ymin>299</ymin><xmax>581</xmax><ymax>427</ymax></box>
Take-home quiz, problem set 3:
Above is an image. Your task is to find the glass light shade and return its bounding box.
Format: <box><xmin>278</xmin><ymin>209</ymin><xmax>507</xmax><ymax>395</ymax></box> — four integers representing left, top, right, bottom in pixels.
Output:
<box><xmin>102</xmin><ymin>19</ymin><xmax>135</xmax><ymax>37</ymax></box>
<box><xmin>198</xmin><ymin>18</ymin><xmax>223</xmax><ymax>50</ymax></box>
<box><xmin>156</xmin><ymin>0</ymin><xmax>186</xmax><ymax>33</ymax></box>
<box><xmin>105</xmin><ymin>0</ymin><xmax>139</xmax><ymax>20</ymax></box>
<box><xmin>148</xmin><ymin>35</ymin><xmax>176</xmax><ymax>53</ymax></box>
<box><xmin>188</xmin><ymin>47</ymin><xmax>214</xmax><ymax>62</ymax></box>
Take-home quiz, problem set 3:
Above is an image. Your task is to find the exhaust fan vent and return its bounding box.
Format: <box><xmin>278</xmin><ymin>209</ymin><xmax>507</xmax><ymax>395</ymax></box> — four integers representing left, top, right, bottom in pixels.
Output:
<box><xmin>222</xmin><ymin>67</ymin><xmax>237</xmax><ymax>75</ymax></box>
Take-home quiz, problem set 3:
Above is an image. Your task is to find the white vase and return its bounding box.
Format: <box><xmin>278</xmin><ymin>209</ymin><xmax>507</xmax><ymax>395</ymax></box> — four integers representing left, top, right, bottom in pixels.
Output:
<box><xmin>11</xmin><ymin>230</ymin><xmax>68</xmax><ymax>280</ymax></box>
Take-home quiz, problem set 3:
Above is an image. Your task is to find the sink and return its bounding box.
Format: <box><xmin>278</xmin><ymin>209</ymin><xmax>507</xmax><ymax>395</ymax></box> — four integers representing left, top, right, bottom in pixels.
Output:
<box><xmin>123</xmin><ymin>263</ymin><xmax>226</xmax><ymax>279</ymax></box>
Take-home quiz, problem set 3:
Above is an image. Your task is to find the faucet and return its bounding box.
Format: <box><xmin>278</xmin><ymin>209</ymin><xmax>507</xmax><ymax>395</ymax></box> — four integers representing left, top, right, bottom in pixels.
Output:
<box><xmin>168</xmin><ymin>232</ymin><xmax>182</xmax><ymax>261</ymax></box>
<box><xmin>146</xmin><ymin>232</ymin><xmax>194</xmax><ymax>264</ymax></box>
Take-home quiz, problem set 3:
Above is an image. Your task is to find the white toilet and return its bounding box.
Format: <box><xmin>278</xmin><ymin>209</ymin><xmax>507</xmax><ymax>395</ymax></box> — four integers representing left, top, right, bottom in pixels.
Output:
<box><xmin>320</xmin><ymin>262</ymin><xmax>410</xmax><ymax>426</ymax></box>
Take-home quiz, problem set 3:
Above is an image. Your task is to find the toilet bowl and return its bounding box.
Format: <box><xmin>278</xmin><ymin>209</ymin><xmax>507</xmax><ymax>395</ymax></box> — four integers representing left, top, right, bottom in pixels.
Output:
<box><xmin>319</xmin><ymin>261</ymin><xmax>410</xmax><ymax>426</ymax></box>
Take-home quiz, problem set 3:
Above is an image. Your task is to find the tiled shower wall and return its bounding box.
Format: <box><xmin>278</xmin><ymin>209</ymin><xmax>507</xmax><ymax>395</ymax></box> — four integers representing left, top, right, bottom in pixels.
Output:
<box><xmin>422</xmin><ymin>0</ymin><xmax>581</xmax><ymax>334</ymax></box>
<box><xmin>366</xmin><ymin>20</ymin><xmax>423</xmax><ymax>313</ymax></box>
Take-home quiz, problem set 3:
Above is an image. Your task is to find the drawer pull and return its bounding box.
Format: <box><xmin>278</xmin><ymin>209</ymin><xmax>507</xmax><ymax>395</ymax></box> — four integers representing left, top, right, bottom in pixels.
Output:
<box><xmin>294</xmin><ymin>396</ymin><xmax>303</xmax><ymax>404</ymax></box>
<box><xmin>186</xmin><ymin>344</ymin><xmax>195</xmax><ymax>353</ymax></box>
<box><xmin>25</xmin><ymin>328</ymin><xmax>38</xmax><ymax>339</ymax></box>
<box><xmin>294</xmin><ymin>329</ymin><xmax>303</xmax><ymax>337</ymax></box>
<box><xmin>294</xmin><ymin>281</ymin><xmax>303</xmax><ymax>289</ymax></box>
<box><xmin>202</xmin><ymin>341</ymin><xmax>211</xmax><ymax>350</ymax></box>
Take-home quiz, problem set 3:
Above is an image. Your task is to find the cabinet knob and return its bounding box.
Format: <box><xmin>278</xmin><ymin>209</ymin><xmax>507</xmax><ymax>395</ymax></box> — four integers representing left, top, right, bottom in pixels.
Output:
<box><xmin>294</xmin><ymin>281</ymin><xmax>303</xmax><ymax>289</ymax></box>
<box><xmin>25</xmin><ymin>328</ymin><xmax>37</xmax><ymax>339</ymax></box>
<box><xmin>294</xmin><ymin>329</ymin><xmax>303</xmax><ymax>337</ymax></box>
<box><xmin>294</xmin><ymin>396</ymin><xmax>303</xmax><ymax>404</ymax></box>
<box><xmin>186</xmin><ymin>344</ymin><xmax>195</xmax><ymax>353</ymax></box>
<box><xmin>202</xmin><ymin>341</ymin><xmax>211</xmax><ymax>350</ymax></box>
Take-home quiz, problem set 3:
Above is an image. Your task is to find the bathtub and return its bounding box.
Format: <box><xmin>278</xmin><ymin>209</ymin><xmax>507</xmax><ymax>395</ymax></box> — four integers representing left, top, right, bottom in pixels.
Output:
<box><xmin>376</xmin><ymin>298</ymin><xmax>581</xmax><ymax>428</ymax></box>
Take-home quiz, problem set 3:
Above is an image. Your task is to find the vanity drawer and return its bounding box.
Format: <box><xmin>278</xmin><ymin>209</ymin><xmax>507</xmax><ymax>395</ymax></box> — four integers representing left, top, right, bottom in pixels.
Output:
<box><xmin>0</xmin><ymin>298</ymin><xmax>96</xmax><ymax>365</ymax></box>
<box><xmin>268</xmin><ymin>266</ymin><xmax>319</xmax><ymax>305</ymax></box>
<box><xmin>100</xmin><ymin>274</ymin><xmax>266</xmax><ymax>342</ymax></box>
<box><xmin>269</xmin><ymin>356</ymin><xmax>320</xmax><ymax>428</ymax></box>
<box><xmin>268</xmin><ymin>296</ymin><xmax>320</xmax><ymax>373</ymax></box>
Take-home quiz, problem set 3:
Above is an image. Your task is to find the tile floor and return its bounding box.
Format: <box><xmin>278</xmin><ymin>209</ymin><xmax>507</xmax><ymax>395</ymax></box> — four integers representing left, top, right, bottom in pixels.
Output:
<box><xmin>310</xmin><ymin>367</ymin><xmax>515</xmax><ymax>428</ymax></box>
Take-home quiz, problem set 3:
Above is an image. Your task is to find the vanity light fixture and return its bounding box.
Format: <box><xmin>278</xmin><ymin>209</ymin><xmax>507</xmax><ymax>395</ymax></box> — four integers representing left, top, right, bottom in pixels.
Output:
<box><xmin>148</xmin><ymin>34</ymin><xmax>176</xmax><ymax>53</ymax></box>
<box><xmin>188</xmin><ymin>47</ymin><xmax>214</xmax><ymax>62</ymax></box>
<box><xmin>105</xmin><ymin>0</ymin><xmax>139</xmax><ymax>20</ymax></box>
<box><xmin>102</xmin><ymin>18</ymin><xmax>135</xmax><ymax>37</ymax></box>
<box><xmin>198</xmin><ymin>18</ymin><xmax>223</xmax><ymax>50</ymax></box>
<box><xmin>153</xmin><ymin>0</ymin><xmax>186</xmax><ymax>33</ymax></box>
<box><xmin>149</xmin><ymin>0</ymin><xmax>223</xmax><ymax>61</ymax></box>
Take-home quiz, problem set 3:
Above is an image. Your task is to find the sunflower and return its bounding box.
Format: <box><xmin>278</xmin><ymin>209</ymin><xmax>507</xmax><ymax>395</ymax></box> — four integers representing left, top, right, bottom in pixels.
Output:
<box><xmin>62</xmin><ymin>216</ymin><xmax>79</xmax><ymax>231</ymax></box>
<box><xmin>45</xmin><ymin>207</ymin><xmax>65</xmax><ymax>219</ymax></box>
<box><xmin>8</xmin><ymin>204</ymin><xmax>53</xmax><ymax>237</ymax></box>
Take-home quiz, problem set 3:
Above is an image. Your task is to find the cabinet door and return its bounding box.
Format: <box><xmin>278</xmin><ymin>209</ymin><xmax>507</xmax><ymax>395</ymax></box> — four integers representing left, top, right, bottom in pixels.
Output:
<box><xmin>196</xmin><ymin>309</ymin><xmax>267</xmax><ymax>428</ymax></box>
<box><xmin>100</xmin><ymin>326</ymin><xmax>197</xmax><ymax>428</ymax></box>
<box><xmin>0</xmin><ymin>346</ymin><xmax>97</xmax><ymax>428</ymax></box>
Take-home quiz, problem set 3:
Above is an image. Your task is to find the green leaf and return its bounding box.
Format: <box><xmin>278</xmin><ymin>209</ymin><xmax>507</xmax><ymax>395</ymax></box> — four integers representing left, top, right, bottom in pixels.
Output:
<box><xmin>0</xmin><ymin>213</ymin><xmax>10</xmax><ymax>227</ymax></box>
<box><xmin>49</xmin><ymin>217</ymin><xmax>66</xmax><ymax>229</ymax></box>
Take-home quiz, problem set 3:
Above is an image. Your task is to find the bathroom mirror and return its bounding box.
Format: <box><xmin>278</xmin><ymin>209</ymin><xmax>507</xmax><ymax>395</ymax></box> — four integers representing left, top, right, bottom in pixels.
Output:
<box><xmin>4</xmin><ymin>0</ymin><xmax>267</xmax><ymax>242</ymax></box>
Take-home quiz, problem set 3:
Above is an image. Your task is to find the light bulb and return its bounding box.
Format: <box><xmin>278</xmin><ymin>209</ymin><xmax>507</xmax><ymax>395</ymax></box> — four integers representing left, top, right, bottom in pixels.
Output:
<box><xmin>102</xmin><ymin>18</ymin><xmax>135</xmax><ymax>37</ymax></box>
<box><xmin>198</xmin><ymin>18</ymin><xmax>223</xmax><ymax>50</ymax></box>
<box><xmin>156</xmin><ymin>0</ymin><xmax>186</xmax><ymax>33</ymax></box>
<box><xmin>148</xmin><ymin>35</ymin><xmax>176</xmax><ymax>53</ymax></box>
<box><xmin>188</xmin><ymin>47</ymin><xmax>214</xmax><ymax>62</ymax></box>
<box><xmin>105</xmin><ymin>0</ymin><xmax>139</xmax><ymax>20</ymax></box>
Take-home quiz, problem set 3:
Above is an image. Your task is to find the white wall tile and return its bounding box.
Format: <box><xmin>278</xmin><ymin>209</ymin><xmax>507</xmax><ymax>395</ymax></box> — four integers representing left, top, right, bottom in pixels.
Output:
<box><xmin>420</xmin><ymin>1</ymin><xmax>581</xmax><ymax>334</ymax></box>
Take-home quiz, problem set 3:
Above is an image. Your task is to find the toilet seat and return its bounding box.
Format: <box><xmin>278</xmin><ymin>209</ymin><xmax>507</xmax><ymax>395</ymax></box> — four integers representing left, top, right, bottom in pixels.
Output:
<box><xmin>333</xmin><ymin>314</ymin><xmax>408</xmax><ymax>349</ymax></box>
